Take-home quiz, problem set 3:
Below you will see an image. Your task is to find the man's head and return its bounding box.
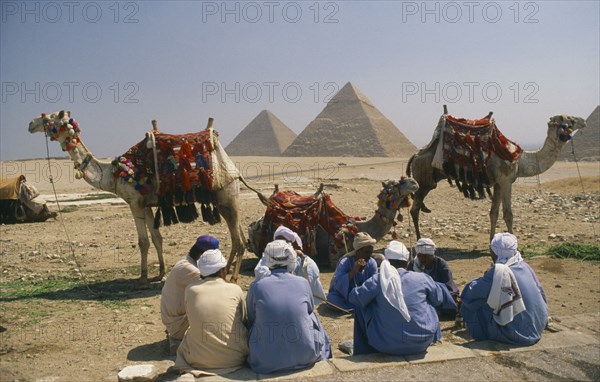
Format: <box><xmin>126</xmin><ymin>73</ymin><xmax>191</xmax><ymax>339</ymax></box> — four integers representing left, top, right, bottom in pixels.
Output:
<box><xmin>197</xmin><ymin>249</ymin><xmax>228</xmax><ymax>279</ymax></box>
<box><xmin>351</xmin><ymin>232</ymin><xmax>376</xmax><ymax>261</ymax></box>
<box><xmin>490</xmin><ymin>232</ymin><xmax>519</xmax><ymax>264</ymax></box>
<box><xmin>262</xmin><ymin>240</ymin><xmax>297</xmax><ymax>272</ymax></box>
<box><xmin>414</xmin><ymin>237</ymin><xmax>436</xmax><ymax>268</ymax></box>
<box><xmin>189</xmin><ymin>235</ymin><xmax>219</xmax><ymax>261</ymax></box>
<box><xmin>385</xmin><ymin>240</ymin><xmax>410</xmax><ymax>269</ymax></box>
<box><xmin>273</xmin><ymin>225</ymin><xmax>303</xmax><ymax>250</ymax></box>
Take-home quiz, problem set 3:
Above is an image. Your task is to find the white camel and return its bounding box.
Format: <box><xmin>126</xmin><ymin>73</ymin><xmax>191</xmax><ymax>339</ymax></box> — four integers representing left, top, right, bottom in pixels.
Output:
<box><xmin>28</xmin><ymin>110</ymin><xmax>246</xmax><ymax>287</ymax></box>
<box><xmin>407</xmin><ymin>111</ymin><xmax>586</xmax><ymax>240</ymax></box>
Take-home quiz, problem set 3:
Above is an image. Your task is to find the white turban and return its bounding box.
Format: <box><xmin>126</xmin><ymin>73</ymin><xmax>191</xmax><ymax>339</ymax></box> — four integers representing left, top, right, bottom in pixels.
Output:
<box><xmin>345</xmin><ymin>232</ymin><xmax>377</xmax><ymax>257</ymax></box>
<box><xmin>273</xmin><ymin>225</ymin><xmax>303</xmax><ymax>249</ymax></box>
<box><xmin>380</xmin><ymin>260</ymin><xmax>411</xmax><ymax>321</ymax></box>
<box><xmin>384</xmin><ymin>241</ymin><xmax>410</xmax><ymax>262</ymax></box>
<box><xmin>415</xmin><ymin>238</ymin><xmax>436</xmax><ymax>255</ymax></box>
<box><xmin>263</xmin><ymin>240</ymin><xmax>297</xmax><ymax>272</ymax></box>
<box><xmin>491</xmin><ymin>233</ymin><xmax>523</xmax><ymax>266</ymax></box>
<box><xmin>197</xmin><ymin>249</ymin><xmax>227</xmax><ymax>277</ymax></box>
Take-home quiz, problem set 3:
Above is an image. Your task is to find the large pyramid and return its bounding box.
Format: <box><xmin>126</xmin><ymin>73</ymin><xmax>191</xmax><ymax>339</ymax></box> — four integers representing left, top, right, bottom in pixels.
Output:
<box><xmin>560</xmin><ymin>106</ymin><xmax>600</xmax><ymax>161</ymax></box>
<box><xmin>282</xmin><ymin>82</ymin><xmax>416</xmax><ymax>157</ymax></box>
<box><xmin>225</xmin><ymin>110</ymin><xmax>297</xmax><ymax>156</ymax></box>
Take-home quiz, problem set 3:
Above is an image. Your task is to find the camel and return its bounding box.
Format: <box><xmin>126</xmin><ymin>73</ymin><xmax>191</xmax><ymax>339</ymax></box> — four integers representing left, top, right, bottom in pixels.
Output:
<box><xmin>28</xmin><ymin>110</ymin><xmax>247</xmax><ymax>287</ymax></box>
<box><xmin>406</xmin><ymin>108</ymin><xmax>586</xmax><ymax>241</ymax></box>
<box><xmin>247</xmin><ymin>178</ymin><xmax>419</xmax><ymax>268</ymax></box>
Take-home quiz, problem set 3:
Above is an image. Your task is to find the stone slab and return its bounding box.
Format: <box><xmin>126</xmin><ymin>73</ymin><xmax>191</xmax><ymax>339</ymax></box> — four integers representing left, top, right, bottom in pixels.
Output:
<box><xmin>405</xmin><ymin>342</ymin><xmax>478</xmax><ymax>364</ymax></box>
<box><xmin>200</xmin><ymin>368</ymin><xmax>258</xmax><ymax>382</ymax></box>
<box><xmin>258</xmin><ymin>360</ymin><xmax>335</xmax><ymax>380</ymax></box>
<box><xmin>330</xmin><ymin>353</ymin><xmax>407</xmax><ymax>372</ymax></box>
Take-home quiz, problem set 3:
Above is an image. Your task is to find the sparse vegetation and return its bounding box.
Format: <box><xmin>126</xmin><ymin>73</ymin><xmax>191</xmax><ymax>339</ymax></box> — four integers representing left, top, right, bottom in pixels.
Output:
<box><xmin>59</xmin><ymin>206</ymin><xmax>79</xmax><ymax>213</ymax></box>
<box><xmin>521</xmin><ymin>242</ymin><xmax>600</xmax><ymax>261</ymax></box>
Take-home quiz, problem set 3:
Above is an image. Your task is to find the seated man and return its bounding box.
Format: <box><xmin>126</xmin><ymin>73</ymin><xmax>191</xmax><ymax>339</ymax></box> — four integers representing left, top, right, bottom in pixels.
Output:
<box><xmin>247</xmin><ymin>240</ymin><xmax>331</xmax><ymax>374</ymax></box>
<box><xmin>160</xmin><ymin>235</ymin><xmax>219</xmax><ymax>353</ymax></box>
<box><xmin>349</xmin><ymin>247</ymin><xmax>456</xmax><ymax>355</ymax></box>
<box><xmin>254</xmin><ymin>225</ymin><xmax>327</xmax><ymax>303</ymax></box>
<box><xmin>384</xmin><ymin>240</ymin><xmax>410</xmax><ymax>269</ymax></box>
<box><xmin>327</xmin><ymin>232</ymin><xmax>378</xmax><ymax>312</ymax></box>
<box><xmin>408</xmin><ymin>237</ymin><xmax>459</xmax><ymax>318</ymax></box>
<box><xmin>174</xmin><ymin>249</ymin><xmax>249</xmax><ymax>376</ymax></box>
<box><xmin>460</xmin><ymin>233</ymin><xmax>548</xmax><ymax>346</ymax></box>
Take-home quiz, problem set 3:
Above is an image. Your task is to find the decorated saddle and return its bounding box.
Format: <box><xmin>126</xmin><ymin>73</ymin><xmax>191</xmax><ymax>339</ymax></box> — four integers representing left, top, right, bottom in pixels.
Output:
<box><xmin>113</xmin><ymin>128</ymin><xmax>235</xmax><ymax>228</ymax></box>
<box><xmin>432</xmin><ymin>114</ymin><xmax>523</xmax><ymax>199</ymax></box>
<box><xmin>257</xmin><ymin>190</ymin><xmax>353</xmax><ymax>258</ymax></box>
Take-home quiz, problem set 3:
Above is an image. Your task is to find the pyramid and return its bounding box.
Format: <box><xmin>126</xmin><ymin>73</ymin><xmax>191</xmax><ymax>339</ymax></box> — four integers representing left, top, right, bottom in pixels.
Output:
<box><xmin>282</xmin><ymin>82</ymin><xmax>416</xmax><ymax>157</ymax></box>
<box><xmin>225</xmin><ymin>110</ymin><xmax>297</xmax><ymax>156</ymax></box>
<box><xmin>560</xmin><ymin>106</ymin><xmax>600</xmax><ymax>161</ymax></box>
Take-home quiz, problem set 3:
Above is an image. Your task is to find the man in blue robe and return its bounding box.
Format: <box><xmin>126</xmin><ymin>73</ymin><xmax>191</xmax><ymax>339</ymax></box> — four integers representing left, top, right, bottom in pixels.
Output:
<box><xmin>254</xmin><ymin>225</ymin><xmax>327</xmax><ymax>304</ymax></box>
<box><xmin>246</xmin><ymin>240</ymin><xmax>331</xmax><ymax>374</ymax></box>
<box><xmin>460</xmin><ymin>233</ymin><xmax>548</xmax><ymax>346</ymax></box>
<box><xmin>327</xmin><ymin>232</ymin><xmax>378</xmax><ymax>312</ymax></box>
<box><xmin>349</xmin><ymin>247</ymin><xmax>456</xmax><ymax>355</ymax></box>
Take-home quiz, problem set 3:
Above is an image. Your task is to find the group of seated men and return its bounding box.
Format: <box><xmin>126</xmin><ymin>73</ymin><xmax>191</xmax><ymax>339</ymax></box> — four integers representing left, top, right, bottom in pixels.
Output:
<box><xmin>160</xmin><ymin>227</ymin><xmax>548</xmax><ymax>375</ymax></box>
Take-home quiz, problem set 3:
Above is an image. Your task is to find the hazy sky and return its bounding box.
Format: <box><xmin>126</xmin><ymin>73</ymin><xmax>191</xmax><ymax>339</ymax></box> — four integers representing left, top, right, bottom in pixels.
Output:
<box><xmin>1</xmin><ymin>0</ymin><xmax>598</xmax><ymax>161</ymax></box>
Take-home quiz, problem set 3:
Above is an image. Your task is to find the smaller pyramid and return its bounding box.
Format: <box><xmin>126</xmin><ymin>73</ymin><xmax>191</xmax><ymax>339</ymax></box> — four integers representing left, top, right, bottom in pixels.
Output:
<box><xmin>225</xmin><ymin>110</ymin><xmax>297</xmax><ymax>156</ymax></box>
<box><xmin>560</xmin><ymin>106</ymin><xmax>600</xmax><ymax>161</ymax></box>
<box><xmin>282</xmin><ymin>82</ymin><xmax>416</xmax><ymax>157</ymax></box>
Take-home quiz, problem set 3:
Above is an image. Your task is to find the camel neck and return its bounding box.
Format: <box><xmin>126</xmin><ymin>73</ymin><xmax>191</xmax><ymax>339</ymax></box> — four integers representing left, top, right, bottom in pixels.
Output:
<box><xmin>67</xmin><ymin>139</ymin><xmax>116</xmax><ymax>193</ymax></box>
<box><xmin>517</xmin><ymin>134</ymin><xmax>564</xmax><ymax>177</ymax></box>
<box><xmin>358</xmin><ymin>208</ymin><xmax>396</xmax><ymax>240</ymax></box>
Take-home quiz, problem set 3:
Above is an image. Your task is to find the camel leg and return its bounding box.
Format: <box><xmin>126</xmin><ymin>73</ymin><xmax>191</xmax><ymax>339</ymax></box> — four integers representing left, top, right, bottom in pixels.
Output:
<box><xmin>130</xmin><ymin>205</ymin><xmax>150</xmax><ymax>289</ymax></box>
<box><xmin>144</xmin><ymin>207</ymin><xmax>164</xmax><ymax>281</ymax></box>
<box><xmin>501</xmin><ymin>186</ymin><xmax>514</xmax><ymax>235</ymax></box>
<box><xmin>410</xmin><ymin>187</ymin><xmax>433</xmax><ymax>239</ymax></box>
<box><xmin>216</xmin><ymin>185</ymin><xmax>246</xmax><ymax>283</ymax></box>
<box><xmin>489</xmin><ymin>185</ymin><xmax>503</xmax><ymax>242</ymax></box>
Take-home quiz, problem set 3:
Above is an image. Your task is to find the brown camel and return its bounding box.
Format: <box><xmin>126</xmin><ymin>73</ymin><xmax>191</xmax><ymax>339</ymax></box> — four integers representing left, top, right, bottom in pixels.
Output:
<box><xmin>28</xmin><ymin>110</ymin><xmax>247</xmax><ymax>287</ymax></box>
<box><xmin>407</xmin><ymin>109</ymin><xmax>586</xmax><ymax>241</ymax></box>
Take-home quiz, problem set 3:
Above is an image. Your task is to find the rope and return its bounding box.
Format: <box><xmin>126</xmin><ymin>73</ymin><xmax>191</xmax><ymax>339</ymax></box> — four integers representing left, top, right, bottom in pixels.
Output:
<box><xmin>569</xmin><ymin>139</ymin><xmax>598</xmax><ymax>240</ymax></box>
<box><xmin>43</xmin><ymin>129</ymin><xmax>96</xmax><ymax>296</ymax></box>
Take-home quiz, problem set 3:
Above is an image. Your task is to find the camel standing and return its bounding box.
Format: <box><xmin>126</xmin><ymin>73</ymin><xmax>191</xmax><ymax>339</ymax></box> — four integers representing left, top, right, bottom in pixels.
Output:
<box><xmin>407</xmin><ymin>111</ymin><xmax>586</xmax><ymax>240</ymax></box>
<box><xmin>28</xmin><ymin>111</ymin><xmax>246</xmax><ymax>287</ymax></box>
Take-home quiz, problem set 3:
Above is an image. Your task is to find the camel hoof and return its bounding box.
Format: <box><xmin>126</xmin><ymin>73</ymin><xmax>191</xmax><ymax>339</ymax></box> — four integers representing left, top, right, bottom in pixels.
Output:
<box><xmin>421</xmin><ymin>205</ymin><xmax>432</xmax><ymax>213</ymax></box>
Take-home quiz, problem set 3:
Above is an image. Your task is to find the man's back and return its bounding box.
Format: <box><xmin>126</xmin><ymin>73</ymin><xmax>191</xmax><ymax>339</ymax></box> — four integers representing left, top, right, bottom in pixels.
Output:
<box><xmin>175</xmin><ymin>278</ymin><xmax>249</xmax><ymax>370</ymax></box>
<box><xmin>160</xmin><ymin>257</ymin><xmax>200</xmax><ymax>338</ymax></box>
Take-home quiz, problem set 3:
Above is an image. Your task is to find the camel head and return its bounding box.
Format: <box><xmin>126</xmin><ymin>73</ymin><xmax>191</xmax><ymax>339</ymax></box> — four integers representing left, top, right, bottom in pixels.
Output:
<box><xmin>378</xmin><ymin>177</ymin><xmax>420</xmax><ymax>213</ymax></box>
<box><xmin>547</xmin><ymin>115</ymin><xmax>586</xmax><ymax>143</ymax></box>
<box><xmin>28</xmin><ymin>110</ymin><xmax>86</xmax><ymax>166</ymax></box>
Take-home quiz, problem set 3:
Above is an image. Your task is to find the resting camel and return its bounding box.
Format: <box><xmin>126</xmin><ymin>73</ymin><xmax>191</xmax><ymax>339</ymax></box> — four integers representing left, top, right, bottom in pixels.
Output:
<box><xmin>247</xmin><ymin>178</ymin><xmax>419</xmax><ymax>268</ymax></box>
<box><xmin>28</xmin><ymin>111</ymin><xmax>247</xmax><ymax>287</ymax></box>
<box><xmin>407</xmin><ymin>108</ymin><xmax>586</xmax><ymax>240</ymax></box>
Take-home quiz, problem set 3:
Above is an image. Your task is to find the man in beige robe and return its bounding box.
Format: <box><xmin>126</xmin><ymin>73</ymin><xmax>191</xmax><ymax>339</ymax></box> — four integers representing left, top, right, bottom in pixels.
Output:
<box><xmin>174</xmin><ymin>249</ymin><xmax>249</xmax><ymax>376</ymax></box>
<box><xmin>160</xmin><ymin>235</ymin><xmax>219</xmax><ymax>353</ymax></box>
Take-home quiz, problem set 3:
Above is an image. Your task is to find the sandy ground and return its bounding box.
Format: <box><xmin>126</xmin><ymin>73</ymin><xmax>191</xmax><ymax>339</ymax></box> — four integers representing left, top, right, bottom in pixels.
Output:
<box><xmin>0</xmin><ymin>157</ymin><xmax>599</xmax><ymax>382</ymax></box>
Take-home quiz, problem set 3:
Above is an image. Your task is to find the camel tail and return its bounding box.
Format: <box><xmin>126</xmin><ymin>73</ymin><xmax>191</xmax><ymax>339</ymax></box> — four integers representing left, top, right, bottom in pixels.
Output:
<box><xmin>238</xmin><ymin>176</ymin><xmax>269</xmax><ymax>206</ymax></box>
<box><xmin>406</xmin><ymin>154</ymin><xmax>416</xmax><ymax>177</ymax></box>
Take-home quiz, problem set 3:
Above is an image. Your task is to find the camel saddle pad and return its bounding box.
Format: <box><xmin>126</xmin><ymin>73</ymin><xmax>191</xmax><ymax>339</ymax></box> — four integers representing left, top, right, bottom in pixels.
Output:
<box><xmin>0</xmin><ymin>176</ymin><xmax>23</xmax><ymax>200</ymax></box>
<box><xmin>441</xmin><ymin>115</ymin><xmax>523</xmax><ymax>169</ymax></box>
<box><xmin>115</xmin><ymin>130</ymin><xmax>215</xmax><ymax>198</ymax></box>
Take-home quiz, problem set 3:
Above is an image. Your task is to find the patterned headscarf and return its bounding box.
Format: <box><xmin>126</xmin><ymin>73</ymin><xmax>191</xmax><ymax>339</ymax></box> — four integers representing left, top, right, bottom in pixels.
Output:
<box><xmin>197</xmin><ymin>249</ymin><xmax>227</xmax><ymax>277</ymax></box>
<box><xmin>414</xmin><ymin>238</ymin><xmax>436</xmax><ymax>255</ymax></box>
<box><xmin>345</xmin><ymin>232</ymin><xmax>377</xmax><ymax>257</ymax></box>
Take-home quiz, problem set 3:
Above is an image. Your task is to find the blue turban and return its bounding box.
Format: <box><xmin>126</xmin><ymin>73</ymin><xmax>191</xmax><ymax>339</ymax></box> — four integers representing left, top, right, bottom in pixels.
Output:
<box><xmin>194</xmin><ymin>235</ymin><xmax>219</xmax><ymax>253</ymax></box>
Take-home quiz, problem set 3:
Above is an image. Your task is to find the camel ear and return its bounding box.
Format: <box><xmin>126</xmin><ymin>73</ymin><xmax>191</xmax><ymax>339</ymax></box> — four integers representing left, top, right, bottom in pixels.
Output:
<box><xmin>67</xmin><ymin>111</ymin><xmax>71</xmax><ymax>118</ymax></box>
<box><xmin>58</xmin><ymin>110</ymin><xmax>65</xmax><ymax>119</ymax></box>
<box><xmin>382</xmin><ymin>181</ymin><xmax>386</xmax><ymax>189</ymax></box>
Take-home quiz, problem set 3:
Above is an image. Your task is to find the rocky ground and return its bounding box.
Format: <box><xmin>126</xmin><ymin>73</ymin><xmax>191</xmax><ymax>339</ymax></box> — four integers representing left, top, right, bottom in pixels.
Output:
<box><xmin>0</xmin><ymin>158</ymin><xmax>598</xmax><ymax>381</ymax></box>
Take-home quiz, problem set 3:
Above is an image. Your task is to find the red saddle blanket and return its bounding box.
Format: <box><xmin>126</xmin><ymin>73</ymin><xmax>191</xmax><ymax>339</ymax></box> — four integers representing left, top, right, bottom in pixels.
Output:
<box><xmin>437</xmin><ymin>115</ymin><xmax>523</xmax><ymax>199</ymax></box>
<box><xmin>114</xmin><ymin>129</ymin><xmax>219</xmax><ymax>226</ymax></box>
<box><xmin>259</xmin><ymin>191</ymin><xmax>350</xmax><ymax>258</ymax></box>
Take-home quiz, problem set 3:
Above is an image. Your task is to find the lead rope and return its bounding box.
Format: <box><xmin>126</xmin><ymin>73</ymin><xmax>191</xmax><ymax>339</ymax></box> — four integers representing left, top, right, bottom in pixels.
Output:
<box><xmin>569</xmin><ymin>139</ymin><xmax>598</xmax><ymax>241</ymax></box>
<box><xmin>43</xmin><ymin>124</ymin><xmax>96</xmax><ymax>295</ymax></box>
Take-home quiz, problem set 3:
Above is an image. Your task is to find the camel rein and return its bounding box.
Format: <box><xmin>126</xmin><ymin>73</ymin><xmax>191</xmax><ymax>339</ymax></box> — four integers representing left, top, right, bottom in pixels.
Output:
<box><xmin>42</xmin><ymin>117</ymin><xmax>96</xmax><ymax>295</ymax></box>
